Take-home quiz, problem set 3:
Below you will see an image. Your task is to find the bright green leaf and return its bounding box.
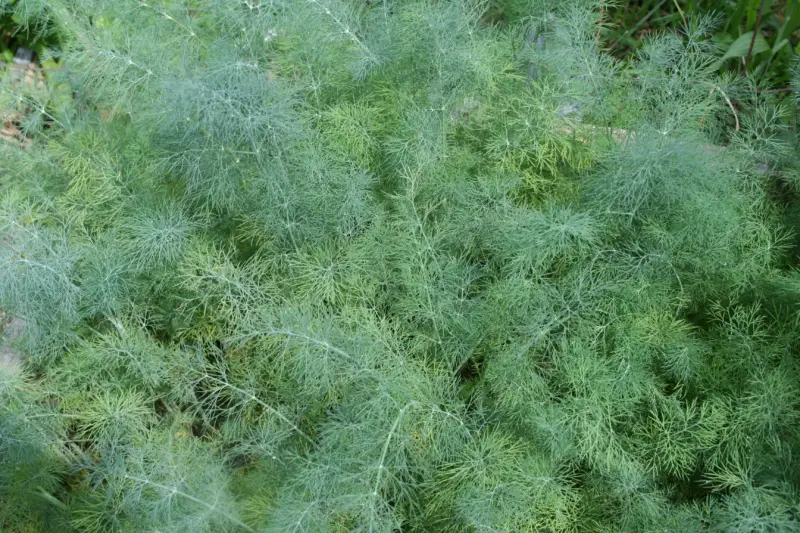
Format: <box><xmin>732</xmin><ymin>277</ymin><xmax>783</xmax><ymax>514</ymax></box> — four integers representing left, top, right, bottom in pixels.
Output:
<box><xmin>720</xmin><ymin>31</ymin><xmax>770</xmax><ymax>61</ymax></box>
<box><xmin>772</xmin><ymin>38</ymin><xmax>790</xmax><ymax>56</ymax></box>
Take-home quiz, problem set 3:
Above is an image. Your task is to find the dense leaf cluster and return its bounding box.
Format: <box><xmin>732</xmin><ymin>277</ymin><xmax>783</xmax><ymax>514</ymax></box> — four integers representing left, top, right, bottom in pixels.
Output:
<box><xmin>2</xmin><ymin>0</ymin><xmax>800</xmax><ymax>531</ymax></box>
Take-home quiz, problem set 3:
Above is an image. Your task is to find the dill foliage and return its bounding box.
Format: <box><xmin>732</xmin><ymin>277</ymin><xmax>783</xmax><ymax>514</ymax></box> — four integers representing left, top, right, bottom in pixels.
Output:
<box><xmin>2</xmin><ymin>0</ymin><xmax>800</xmax><ymax>531</ymax></box>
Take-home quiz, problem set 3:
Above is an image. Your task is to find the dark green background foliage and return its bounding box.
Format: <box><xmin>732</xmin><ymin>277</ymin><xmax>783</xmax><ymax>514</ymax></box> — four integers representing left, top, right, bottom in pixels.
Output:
<box><xmin>2</xmin><ymin>0</ymin><xmax>800</xmax><ymax>531</ymax></box>
<box><xmin>604</xmin><ymin>0</ymin><xmax>800</xmax><ymax>90</ymax></box>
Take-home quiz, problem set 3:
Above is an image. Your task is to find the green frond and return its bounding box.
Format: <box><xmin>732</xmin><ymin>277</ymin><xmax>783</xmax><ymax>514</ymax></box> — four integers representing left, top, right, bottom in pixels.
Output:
<box><xmin>3</xmin><ymin>0</ymin><xmax>800</xmax><ymax>530</ymax></box>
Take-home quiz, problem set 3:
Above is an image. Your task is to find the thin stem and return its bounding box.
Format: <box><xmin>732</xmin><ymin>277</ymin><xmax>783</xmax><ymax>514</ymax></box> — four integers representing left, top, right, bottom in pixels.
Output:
<box><xmin>306</xmin><ymin>0</ymin><xmax>373</xmax><ymax>58</ymax></box>
<box><xmin>743</xmin><ymin>0</ymin><xmax>766</xmax><ymax>74</ymax></box>
<box><xmin>7</xmin><ymin>256</ymin><xmax>79</xmax><ymax>290</ymax></box>
<box><xmin>232</xmin><ymin>326</ymin><xmax>358</xmax><ymax>365</ymax></box>
<box><xmin>615</xmin><ymin>0</ymin><xmax>668</xmax><ymax>47</ymax></box>
<box><xmin>672</xmin><ymin>0</ymin><xmax>686</xmax><ymax>28</ymax></box>
<box><xmin>36</xmin><ymin>489</ymin><xmax>68</xmax><ymax>511</ymax></box>
<box><xmin>366</xmin><ymin>401</ymin><xmax>415</xmax><ymax>530</ymax></box>
<box><xmin>123</xmin><ymin>474</ymin><xmax>255</xmax><ymax>532</ymax></box>
<box><xmin>200</xmin><ymin>373</ymin><xmax>316</xmax><ymax>446</ymax></box>
<box><xmin>710</xmin><ymin>86</ymin><xmax>740</xmax><ymax>132</ymax></box>
<box><xmin>0</xmin><ymin>214</ymin><xmax>57</xmax><ymax>256</ymax></box>
<box><xmin>139</xmin><ymin>2</ymin><xmax>206</xmax><ymax>47</ymax></box>
<box><xmin>372</xmin><ymin>401</ymin><xmax>414</xmax><ymax>501</ymax></box>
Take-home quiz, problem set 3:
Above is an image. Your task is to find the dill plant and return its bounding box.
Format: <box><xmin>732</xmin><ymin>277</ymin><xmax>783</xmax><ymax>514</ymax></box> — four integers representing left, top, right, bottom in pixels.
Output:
<box><xmin>1</xmin><ymin>0</ymin><xmax>800</xmax><ymax>531</ymax></box>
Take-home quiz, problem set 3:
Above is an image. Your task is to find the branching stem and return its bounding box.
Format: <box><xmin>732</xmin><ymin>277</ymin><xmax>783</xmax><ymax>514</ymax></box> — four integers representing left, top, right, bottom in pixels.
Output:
<box><xmin>123</xmin><ymin>474</ymin><xmax>255</xmax><ymax>532</ymax></box>
<box><xmin>201</xmin><ymin>373</ymin><xmax>316</xmax><ymax>446</ymax></box>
